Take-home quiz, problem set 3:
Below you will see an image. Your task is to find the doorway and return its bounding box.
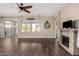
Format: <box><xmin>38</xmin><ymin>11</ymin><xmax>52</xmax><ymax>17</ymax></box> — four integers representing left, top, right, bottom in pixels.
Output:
<box><xmin>4</xmin><ymin>20</ymin><xmax>17</xmax><ymax>39</ymax></box>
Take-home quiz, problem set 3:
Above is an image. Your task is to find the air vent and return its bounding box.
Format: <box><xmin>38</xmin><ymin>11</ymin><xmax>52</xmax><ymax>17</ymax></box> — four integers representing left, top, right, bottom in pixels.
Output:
<box><xmin>27</xmin><ymin>18</ymin><xmax>35</xmax><ymax>20</ymax></box>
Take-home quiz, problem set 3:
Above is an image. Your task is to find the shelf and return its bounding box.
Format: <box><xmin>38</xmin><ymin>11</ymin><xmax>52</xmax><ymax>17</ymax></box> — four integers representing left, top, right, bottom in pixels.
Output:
<box><xmin>59</xmin><ymin>28</ymin><xmax>79</xmax><ymax>31</ymax></box>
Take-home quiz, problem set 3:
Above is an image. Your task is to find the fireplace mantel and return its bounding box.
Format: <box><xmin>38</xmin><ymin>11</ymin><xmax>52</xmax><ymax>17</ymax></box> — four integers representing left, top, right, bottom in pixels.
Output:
<box><xmin>58</xmin><ymin>29</ymin><xmax>75</xmax><ymax>55</ymax></box>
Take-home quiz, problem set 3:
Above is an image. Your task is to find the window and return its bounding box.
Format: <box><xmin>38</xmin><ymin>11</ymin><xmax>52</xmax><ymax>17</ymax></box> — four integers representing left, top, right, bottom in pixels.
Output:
<box><xmin>5</xmin><ymin>21</ymin><xmax>11</xmax><ymax>28</ymax></box>
<box><xmin>21</xmin><ymin>20</ymin><xmax>41</xmax><ymax>32</ymax></box>
<box><xmin>32</xmin><ymin>23</ymin><xmax>40</xmax><ymax>32</ymax></box>
<box><xmin>22</xmin><ymin>23</ymin><xmax>31</xmax><ymax>32</ymax></box>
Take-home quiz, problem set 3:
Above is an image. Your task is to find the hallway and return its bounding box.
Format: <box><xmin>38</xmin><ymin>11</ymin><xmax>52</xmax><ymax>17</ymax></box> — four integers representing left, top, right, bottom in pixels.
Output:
<box><xmin>0</xmin><ymin>38</ymin><xmax>71</xmax><ymax>56</ymax></box>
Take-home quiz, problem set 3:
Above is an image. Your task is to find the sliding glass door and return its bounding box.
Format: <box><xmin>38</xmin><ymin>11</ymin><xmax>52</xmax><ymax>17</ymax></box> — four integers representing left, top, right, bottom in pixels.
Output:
<box><xmin>4</xmin><ymin>20</ymin><xmax>17</xmax><ymax>38</ymax></box>
<box><xmin>4</xmin><ymin>21</ymin><xmax>11</xmax><ymax>38</ymax></box>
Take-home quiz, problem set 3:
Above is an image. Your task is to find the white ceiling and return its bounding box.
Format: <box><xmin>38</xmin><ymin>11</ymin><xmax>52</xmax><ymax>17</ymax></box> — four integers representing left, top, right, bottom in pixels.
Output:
<box><xmin>0</xmin><ymin>3</ymin><xmax>66</xmax><ymax>17</ymax></box>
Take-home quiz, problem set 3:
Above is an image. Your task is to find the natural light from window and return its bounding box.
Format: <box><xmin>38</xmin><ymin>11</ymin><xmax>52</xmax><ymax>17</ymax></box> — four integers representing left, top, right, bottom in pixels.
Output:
<box><xmin>21</xmin><ymin>20</ymin><xmax>41</xmax><ymax>32</ymax></box>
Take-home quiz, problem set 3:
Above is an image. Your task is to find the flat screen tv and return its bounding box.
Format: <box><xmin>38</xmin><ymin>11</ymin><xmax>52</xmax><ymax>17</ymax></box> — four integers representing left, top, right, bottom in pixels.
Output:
<box><xmin>63</xmin><ymin>20</ymin><xmax>72</xmax><ymax>28</ymax></box>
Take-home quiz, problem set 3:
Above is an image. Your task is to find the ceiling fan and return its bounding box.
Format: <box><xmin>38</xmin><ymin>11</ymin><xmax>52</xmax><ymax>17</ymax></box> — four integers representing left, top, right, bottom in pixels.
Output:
<box><xmin>16</xmin><ymin>3</ymin><xmax>32</xmax><ymax>13</ymax></box>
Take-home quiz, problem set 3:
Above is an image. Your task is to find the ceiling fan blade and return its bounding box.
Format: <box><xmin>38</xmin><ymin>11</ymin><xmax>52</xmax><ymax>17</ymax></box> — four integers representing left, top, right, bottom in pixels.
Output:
<box><xmin>24</xmin><ymin>9</ymin><xmax>31</xmax><ymax>13</ymax></box>
<box><xmin>16</xmin><ymin>3</ymin><xmax>20</xmax><ymax>7</ymax></box>
<box><xmin>24</xmin><ymin>5</ymin><xmax>32</xmax><ymax>9</ymax></box>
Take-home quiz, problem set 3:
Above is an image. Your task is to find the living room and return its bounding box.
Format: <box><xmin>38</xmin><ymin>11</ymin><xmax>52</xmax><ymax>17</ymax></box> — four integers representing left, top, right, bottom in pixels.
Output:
<box><xmin>0</xmin><ymin>3</ymin><xmax>79</xmax><ymax>56</ymax></box>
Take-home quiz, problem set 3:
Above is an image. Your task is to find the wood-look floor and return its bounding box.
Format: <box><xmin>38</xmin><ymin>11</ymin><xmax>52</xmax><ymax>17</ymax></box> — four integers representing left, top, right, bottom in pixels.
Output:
<box><xmin>0</xmin><ymin>38</ymin><xmax>71</xmax><ymax>56</ymax></box>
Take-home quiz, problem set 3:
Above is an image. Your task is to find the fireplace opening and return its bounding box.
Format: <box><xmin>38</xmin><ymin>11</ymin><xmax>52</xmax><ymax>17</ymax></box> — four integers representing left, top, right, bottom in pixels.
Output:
<box><xmin>62</xmin><ymin>35</ymin><xmax>69</xmax><ymax>48</ymax></box>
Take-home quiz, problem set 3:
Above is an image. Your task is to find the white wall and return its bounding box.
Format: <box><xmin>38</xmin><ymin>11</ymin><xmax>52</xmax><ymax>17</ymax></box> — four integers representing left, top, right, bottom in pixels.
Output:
<box><xmin>0</xmin><ymin>16</ymin><xmax>56</xmax><ymax>38</ymax></box>
<box><xmin>17</xmin><ymin>16</ymin><xmax>56</xmax><ymax>38</ymax></box>
<box><xmin>60</xmin><ymin>3</ymin><xmax>79</xmax><ymax>28</ymax></box>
